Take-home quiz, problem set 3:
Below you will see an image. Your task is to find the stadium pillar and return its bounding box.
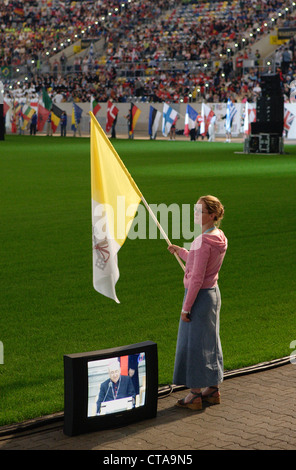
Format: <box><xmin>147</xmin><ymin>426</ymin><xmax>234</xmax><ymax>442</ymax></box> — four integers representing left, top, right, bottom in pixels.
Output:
<box><xmin>0</xmin><ymin>81</ymin><xmax>4</xmax><ymax>141</ymax></box>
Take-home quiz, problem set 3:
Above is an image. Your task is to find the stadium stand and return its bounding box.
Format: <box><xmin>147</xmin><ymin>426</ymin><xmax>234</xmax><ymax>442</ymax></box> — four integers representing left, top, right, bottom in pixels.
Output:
<box><xmin>1</xmin><ymin>0</ymin><xmax>296</xmax><ymax>106</ymax></box>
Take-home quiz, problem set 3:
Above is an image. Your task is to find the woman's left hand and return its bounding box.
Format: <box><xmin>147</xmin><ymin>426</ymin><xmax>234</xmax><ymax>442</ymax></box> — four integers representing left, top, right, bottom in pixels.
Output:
<box><xmin>168</xmin><ymin>244</ymin><xmax>181</xmax><ymax>255</ymax></box>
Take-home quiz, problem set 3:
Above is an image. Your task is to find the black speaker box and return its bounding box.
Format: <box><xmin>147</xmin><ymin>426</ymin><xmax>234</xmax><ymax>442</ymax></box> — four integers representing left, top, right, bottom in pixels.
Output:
<box><xmin>256</xmin><ymin>96</ymin><xmax>284</xmax><ymax>123</ymax></box>
<box><xmin>260</xmin><ymin>74</ymin><xmax>282</xmax><ymax>95</ymax></box>
<box><xmin>269</xmin><ymin>134</ymin><xmax>281</xmax><ymax>153</ymax></box>
<box><xmin>251</xmin><ymin>121</ymin><xmax>283</xmax><ymax>135</ymax></box>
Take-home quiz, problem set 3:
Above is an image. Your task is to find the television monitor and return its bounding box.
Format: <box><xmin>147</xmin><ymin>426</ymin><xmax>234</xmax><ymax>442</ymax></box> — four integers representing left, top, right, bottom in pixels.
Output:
<box><xmin>63</xmin><ymin>341</ymin><xmax>158</xmax><ymax>436</ymax></box>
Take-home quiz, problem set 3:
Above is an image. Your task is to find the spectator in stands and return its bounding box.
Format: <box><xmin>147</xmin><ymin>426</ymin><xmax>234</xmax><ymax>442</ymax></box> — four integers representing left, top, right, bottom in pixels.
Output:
<box><xmin>281</xmin><ymin>47</ymin><xmax>292</xmax><ymax>74</ymax></box>
<box><xmin>1</xmin><ymin>0</ymin><xmax>296</xmax><ymax>109</ymax></box>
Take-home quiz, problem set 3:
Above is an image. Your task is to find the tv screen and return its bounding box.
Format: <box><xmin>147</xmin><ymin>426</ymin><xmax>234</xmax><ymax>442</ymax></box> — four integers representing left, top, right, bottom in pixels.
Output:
<box><xmin>64</xmin><ymin>341</ymin><xmax>158</xmax><ymax>436</ymax></box>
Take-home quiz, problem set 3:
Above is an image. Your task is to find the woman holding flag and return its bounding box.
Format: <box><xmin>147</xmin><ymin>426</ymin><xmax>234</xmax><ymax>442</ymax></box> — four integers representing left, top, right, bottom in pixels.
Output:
<box><xmin>168</xmin><ymin>195</ymin><xmax>228</xmax><ymax>410</ymax></box>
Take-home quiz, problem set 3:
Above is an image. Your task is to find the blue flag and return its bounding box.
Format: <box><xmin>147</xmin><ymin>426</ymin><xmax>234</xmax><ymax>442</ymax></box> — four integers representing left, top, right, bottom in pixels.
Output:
<box><xmin>148</xmin><ymin>106</ymin><xmax>161</xmax><ymax>139</ymax></box>
<box><xmin>225</xmin><ymin>99</ymin><xmax>237</xmax><ymax>133</ymax></box>
<box><xmin>71</xmin><ymin>103</ymin><xmax>83</xmax><ymax>131</ymax></box>
<box><xmin>162</xmin><ymin>103</ymin><xmax>178</xmax><ymax>137</ymax></box>
<box><xmin>184</xmin><ymin>104</ymin><xmax>198</xmax><ymax>136</ymax></box>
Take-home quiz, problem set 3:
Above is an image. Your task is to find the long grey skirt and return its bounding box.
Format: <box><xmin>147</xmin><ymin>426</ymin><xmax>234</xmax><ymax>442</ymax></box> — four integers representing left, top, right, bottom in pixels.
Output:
<box><xmin>173</xmin><ymin>286</ymin><xmax>223</xmax><ymax>389</ymax></box>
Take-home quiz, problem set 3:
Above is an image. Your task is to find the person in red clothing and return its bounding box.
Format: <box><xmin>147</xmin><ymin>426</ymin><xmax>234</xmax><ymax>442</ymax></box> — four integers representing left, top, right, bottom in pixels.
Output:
<box><xmin>168</xmin><ymin>195</ymin><xmax>227</xmax><ymax>410</ymax></box>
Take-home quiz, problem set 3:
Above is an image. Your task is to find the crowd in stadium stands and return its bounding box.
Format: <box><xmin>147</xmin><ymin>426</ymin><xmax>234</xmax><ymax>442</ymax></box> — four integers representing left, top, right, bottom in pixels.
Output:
<box><xmin>1</xmin><ymin>0</ymin><xmax>296</xmax><ymax>105</ymax></box>
<box><xmin>0</xmin><ymin>0</ymin><xmax>173</xmax><ymax>70</ymax></box>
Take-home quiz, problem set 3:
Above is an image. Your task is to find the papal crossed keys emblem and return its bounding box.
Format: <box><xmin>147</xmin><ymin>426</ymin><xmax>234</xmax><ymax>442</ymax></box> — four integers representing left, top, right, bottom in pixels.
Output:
<box><xmin>93</xmin><ymin>231</ymin><xmax>110</xmax><ymax>270</ymax></box>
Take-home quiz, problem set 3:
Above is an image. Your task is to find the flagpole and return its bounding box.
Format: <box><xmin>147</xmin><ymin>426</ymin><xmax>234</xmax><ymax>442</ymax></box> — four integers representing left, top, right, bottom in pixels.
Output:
<box><xmin>90</xmin><ymin>112</ymin><xmax>186</xmax><ymax>272</ymax></box>
<box><xmin>140</xmin><ymin>195</ymin><xmax>185</xmax><ymax>272</ymax></box>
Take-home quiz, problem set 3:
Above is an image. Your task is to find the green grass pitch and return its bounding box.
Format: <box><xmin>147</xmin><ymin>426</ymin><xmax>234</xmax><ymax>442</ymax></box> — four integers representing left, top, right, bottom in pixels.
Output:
<box><xmin>0</xmin><ymin>135</ymin><xmax>295</xmax><ymax>425</ymax></box>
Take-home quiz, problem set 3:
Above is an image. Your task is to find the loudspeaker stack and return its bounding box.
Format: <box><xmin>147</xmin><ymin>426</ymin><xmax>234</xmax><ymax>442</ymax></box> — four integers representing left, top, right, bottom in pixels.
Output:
<box><xmin>245</xmin><ymin>73</ymin><xmax>284</xmax><ymax>154</ymax></box>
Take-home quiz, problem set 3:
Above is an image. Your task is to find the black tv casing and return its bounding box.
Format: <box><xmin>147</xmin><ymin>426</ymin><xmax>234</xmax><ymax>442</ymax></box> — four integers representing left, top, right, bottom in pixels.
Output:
<box><xmin>63</xmin><ymin>341</ymin><xmax>158</xmax><ymax>436</ymax></box>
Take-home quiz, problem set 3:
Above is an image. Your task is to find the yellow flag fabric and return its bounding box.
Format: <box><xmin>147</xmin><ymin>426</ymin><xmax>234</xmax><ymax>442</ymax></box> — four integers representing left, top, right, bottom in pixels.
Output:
<box><xmin>90</xmin><ymin>112</ymin><xmax>142</xmax><ymax>303</ymax></box>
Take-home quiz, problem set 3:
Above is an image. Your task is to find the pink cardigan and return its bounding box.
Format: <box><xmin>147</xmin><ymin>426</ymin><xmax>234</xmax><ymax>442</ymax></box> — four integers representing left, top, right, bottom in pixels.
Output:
<box><xmin>178</xmin><ymin>229</ymin><xmax>228</xmax><ymax>312</ymax></box>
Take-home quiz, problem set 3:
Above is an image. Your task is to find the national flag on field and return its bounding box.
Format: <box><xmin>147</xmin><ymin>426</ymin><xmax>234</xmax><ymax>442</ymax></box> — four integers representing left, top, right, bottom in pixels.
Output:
<box><xmin>243</xmin><ymin>102</ymin><xmax>256</xmax><ymax>135</ymax></box>
<box><xmin>129</xmin><ymin>103</ymin><xmax>141</xmax><ymax>136</ymax></box>
<box><xmin>30</xmin><ymin>100</ymin><xmax>38</xmax><ymax>113</ymax></box>
<box><xmin>184</xmin><ymin>104</ymin><xmax>198</xmax><ymax>136</ymax></box>
<box><xmin>14</xmin><ymin>102</ymin><xmax>22</xmax><ymax>114</ymax></box>
<box><xmin>21</xmin><ymin>104</ymin><xmax>35</xmax><ymax>122</ymax></box>
<box><xmin>284</xmin><ymin>107</ymin><xmax>295</xmax><ymax>132</ymax></box>
<box><xmin>200</xmin><ymin>103</ymin><xmax>215</xmax><ymax>136</ymax></box>
<box><xmin>37</xmin><ymin>103</ymin><xmax>50</xmax><ymax>132</ymax></box>
<box><xmin>10</xmin><ymin>101</ymin><xmax>22</xmax><ymax>134</ymax></box>
<box><xmin>13</xmin><ymin>102</ymin><xmax>22</xmax><ymax>121</ymax></box>
<box><xmin>51</xmin><ymin>103</ymin><xmax>63</xmax><ymax>133</ymax></box>
<box><xmin>11</xmin><ymin>102</ymin><xmax>21</xmax><ymax>133</ymax></box>
<box><xmin>3</xmin><ymin>100</ymin><xmax>10</xmax><ymax>117</ymax></box>
<box><xmin>90</xmin><ymin>112</ymin><xmax>142</xmax><ymax>303</ymax></box>
<box><xmin>106</xmin><ymin>100</ymin><xmax>119</xmax><ymax>133</ymax></box>
<box><xmin>148</xmin><ymin>105</ymin><xmax>161</xmax><ymax>139</ymax></box>
<box><xmin>21</xmin><ymin>105</ymin><xmax>35</xmax><ymax>130</ymax></box>
<box><xmin>162</xmin><ymin>103</ymin><xmax>178</xmax><ymax>136</ymax></box>
<box><xmin>225</xmin><ymin>98</ymin><xmax>237</xmax><ymax>133</ymax></box>
<box><xmin>42</xmin><ymin>88</ymin><xmax>52</xmax><ymax>111</ymax></box>
<box><xmin>71</xmin><ymin>102</ymin><xmax>83</xmax><ymax>131</ymax></box>
<box><xmin>91</xmin><ymin>96</ymin><xmax>101</xmax><ymax>115</ymax></box>
<box><xmin>11</xmin><ymin>117</ymin><xmax>17</xmax><ymax>133</ymax></box>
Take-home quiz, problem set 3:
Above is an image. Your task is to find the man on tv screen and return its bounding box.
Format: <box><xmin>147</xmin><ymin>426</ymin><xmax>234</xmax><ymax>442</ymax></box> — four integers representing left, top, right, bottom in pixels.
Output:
<box><xmin>96</xmin><ymin>359</ymin><xmax>136</xmax><ymax>415</ymax></box>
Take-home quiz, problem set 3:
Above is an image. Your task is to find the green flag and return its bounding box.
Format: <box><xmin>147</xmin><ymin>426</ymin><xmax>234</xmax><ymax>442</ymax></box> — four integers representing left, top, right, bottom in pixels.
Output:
<box><xmin>1</xmin><ymin>66</ymin><xmax>11</xmax><ymax>78</ymax></box>
<box><xmin>42</xmin><ymin>89</ymin><xmax>52</xmax><ymax>111</ymax></box>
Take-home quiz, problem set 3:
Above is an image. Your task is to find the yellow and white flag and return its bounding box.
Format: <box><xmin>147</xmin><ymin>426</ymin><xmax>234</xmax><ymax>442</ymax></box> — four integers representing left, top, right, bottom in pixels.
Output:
<box><xmin>90</xmin><ymin>112</ymin><xmax>142</xmax><ymax>303</ymax></box>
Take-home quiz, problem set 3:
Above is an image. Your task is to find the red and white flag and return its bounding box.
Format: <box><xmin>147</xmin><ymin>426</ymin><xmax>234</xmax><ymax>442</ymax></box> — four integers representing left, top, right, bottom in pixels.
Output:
<box><xmin>91</xmin><ymin>96</ymin><xmax>101</xmax><ymax>115</ymax></box>
<box><xmin>3</xmin><ymin>100</ymin><xmax>10</xmax><ymax>116</ymax></box>
<box><xmin>106</xmin><ymin>100</ymin><xmax>119</xmax><ymax>133</ymax></box>
<box><xmin>200</xmin><ymin>103</ymin><xmax>214</xmax><ymax>136</ymax></box>
<box><xmin>244</xmin><ymin>102</ymin><xmax>256</xmax><ymax>135</ymax></box>
<box><xmin>284</xmin><ymin>107</ymin><xmax>295</xmax><ymax>132</ymax></box>
<box><xmin>37</xmin><ymin>103</ymin><xmax>50</xmax><ymax>132</ymax></box>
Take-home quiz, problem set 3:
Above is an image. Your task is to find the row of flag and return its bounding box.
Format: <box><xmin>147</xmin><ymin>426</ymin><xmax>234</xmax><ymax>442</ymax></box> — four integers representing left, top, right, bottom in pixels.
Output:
<box><xmin>3</xmin><ymin>92</ymin><xmax>69</xmax><ymax>134</ymax></box>
<box><xmin>42</xmin><ymin>89</ymin><xmax>84</xmax><ymax>134</ymax></box>
<box><xmin>3</xmin><ymin>91</ymin><xmax>143</xmax><ymax>137</ymax></box>
<box><xmin>93</xmin><ymin>99</ymin><xmax>142</xmax><ymax>137</ymax></box>
<box><xmin>3</xmin><ymin>102</ymin><xmax>37</xmax><ymax>132</ymax></box>
<box><xmin>149</xmin><ymin>99</ymin><xmax>237</xmax><ymax>138</ymax></box>
<box><xmin>3</xmin><ymin>96</ymin><xmax>295</xmax><ymax>136</ymax></box>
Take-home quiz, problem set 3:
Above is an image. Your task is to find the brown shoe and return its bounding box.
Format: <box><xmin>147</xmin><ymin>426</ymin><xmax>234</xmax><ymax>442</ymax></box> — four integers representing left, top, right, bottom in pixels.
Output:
<box><xmin>202</xmin><ymin>386</ymin><xmax>220</xmax><ymax>404</ymax></box>
<box><xmin>176</xmin><ymin>391</ymin><xmax>202</xmax><ymax>410</ymax></box>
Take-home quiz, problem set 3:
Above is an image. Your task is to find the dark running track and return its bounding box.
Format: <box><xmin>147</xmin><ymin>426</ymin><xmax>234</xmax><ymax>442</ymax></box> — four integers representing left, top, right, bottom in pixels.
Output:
<box><xmin>0</xmin><ymin>359</ymin><xmax>295</xmax><ymax>451</ymax></box>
